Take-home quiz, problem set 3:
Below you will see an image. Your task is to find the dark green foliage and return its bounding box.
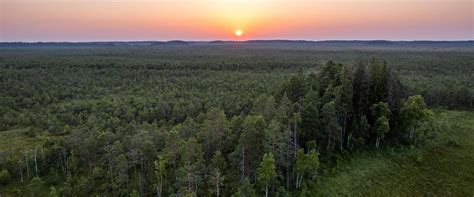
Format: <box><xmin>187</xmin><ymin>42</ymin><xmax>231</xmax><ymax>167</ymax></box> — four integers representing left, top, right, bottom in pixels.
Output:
<box><xmin>234</xmin><ymin>115</ymin><xmax>266</xmax><ymax>180</ymax></box>
<box><xmin>294</xmin><ymin>149</ymin><xmax>319</xmax><ymax>189</ymax></box>
<box><xmin>321</xmin><ymin>101</ymin><xmax>341</xmax><ymax>153</ymax></box>
<box><xmin>28</xmin><ymin>177</ymin><xmax>45</xmax><ymax>196</ymax></box>
<box><xmin>49</xmin><ymin>186</ymin><xmax>60</xmax><ymax>197</ymax></box>
<box><xmin>300</xmin><ymin>89</ymin><xmax>320</xmax><ymax>148</ymax></box>
<box><xmin>0</xmin><ymin>43</ymin><xmax>467</xmax><ymax>195</ymax></box>
<box><xmin>175</xmin><ymin>137</ymin><xmax>205</xmax><ymax>195</ymax></box>
<box><xmin>0</xmin><ymin>169</ymin><xmax>11</xmax><ymax>185</ymax></box>
<box><xmin>399</xmin><ymin>95</ymin><xmax>433</xmax><ymax>144</ymax></box>
<box><xmin>234</xmin><ymin>178</ymin><xmax>256</xmax><ymax>197</ymax></box>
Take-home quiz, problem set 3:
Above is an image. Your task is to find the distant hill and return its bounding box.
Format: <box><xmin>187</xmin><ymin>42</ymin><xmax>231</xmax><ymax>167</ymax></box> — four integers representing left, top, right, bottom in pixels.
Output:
<box><xmin>0</xmin><ymin>40</ymin><xmax>472</xmax><ymax>48</ymax></box>
<box><xmin>0</xmin><ymin>40</ymin><xmax>189</xmax><ymax>47</ymax></box>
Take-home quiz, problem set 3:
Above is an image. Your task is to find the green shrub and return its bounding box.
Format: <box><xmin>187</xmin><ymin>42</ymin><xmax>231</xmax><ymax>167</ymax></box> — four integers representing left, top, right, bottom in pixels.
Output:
<box><xmin>447</xmin><ymin>137</ymin><xmax>460</xmax><ymax>147</ymax></box>
<box><xmin>0</xmin><ymin>169</ymin><xmax>11</xmax><ymax>185</ymax></box>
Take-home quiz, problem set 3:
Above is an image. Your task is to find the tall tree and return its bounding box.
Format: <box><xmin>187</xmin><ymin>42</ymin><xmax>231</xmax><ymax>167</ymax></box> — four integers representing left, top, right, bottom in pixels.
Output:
<box><xmin>175</xmin><ymin>137</ymin><xmax>205</xmax><ymax>195</ymax></box>
<box><xmin>28</xmin><ymin>176</ymin><xmax>45</xmax><ymax>196</ymax></box>
<box><xmin>321</xmin><ymin>101</ymin><xmax>341</xmax><ymax>153</ymax></box>
<box><xmin>199</xmin><ymin>107</ymin><xmax>230</xmax><ymax>160</ymax></box>
<box><xmin>286</xmin><ymin>73</ymin><xmax>307</xmax><ymax>104</ymax></box>
<box><xmin>275</xmin><ymin>93</ymin><xmax>295</xmax><ymax>188</ymax></box>
<box><xmin>369</xmin><ymin>58</ymin><xmax>390</xmax><ymax>104</ymax></box>
<box><xmin>234</xmin><ymin>178</ymin><xmax>256</xmax><ymax>197</ymax></box>
<box><xmin>352</xmin><ymin>61</ymin><xmax>370</xmax><ymax>118</ymax></box>
<box><xmin>257</xmin><ymin>153</ymin><xmax>276</xmax><ymax>197</ymax></box>
<box><xmin>352</xmin><ymin>115</ymin><xmax>370</xmax><ymax>149</ymax></box>
<box><xmin>114</xmin><ymin>154</ymin><xmax>129</xmax><ymax>196</ymax></box>
<box><xmin>252</xmin><ymin>95</ymin><xmax>277</xmax><ymax>122</ymax></box>
<box><xmin>374</xmin><ymin>116</ymin><xmax>390</xmax><ymax>149</ymax></box>
<box><xmin>400</xmin><ymin>95</ymin><xmax>432</xmax><ymax>144</ymax></box>
<box><xmin>319</xmin><ymin>61</ymin><xmax>342</xmax><ymax>97</ymax></box>
<box><xmin>104</xmin><ymin>140</ymin><xmax>125</xmax><ymax>195</ymax></box>
<box><xmin>264</xmin><ymin>119</ymin><xmax>286</xmax><ymax>172</ymax></box>
<box><xmin>209</xmin><ymin>151</ymin><xmax>228</xmax><ymax>197</ymax></box>
<box><xmin>154</xmin><ymin>156</ymin><xmax>167</xmax><ymax>197</ymax></box>
<box><xmin>173</xmin><ymin>117</ymin><xmax>199</xmax><ymax>140</ymax></box>
<box><xmin>234</xmin><ymin>115</ymin><xmax>266</xmax><ymax>180</ymax></box>
<box><xmin>335</xmin><ymin>65</ymin><xmax>353</xmax><ymax>151</ymax></box>
<box><xmin>371</xmin><ymin>102</ymin><xmax>391</xmax><ymax>148</ymax></box>
<box><xmin>301</xmin><ymin>89</ymin><xmax>321</xmax><ymax>149</ymax></box>
<box><xmin>293</xmin><ymin>148</ymin><xmax>319</xmax><ymax>189</ymax></box>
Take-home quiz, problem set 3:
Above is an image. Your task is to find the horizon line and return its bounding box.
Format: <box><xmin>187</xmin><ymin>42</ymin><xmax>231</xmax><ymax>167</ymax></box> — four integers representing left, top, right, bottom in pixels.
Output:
<box><xmin>1</xmin><ymin>39</ymin><xmax>473</xmax><ymax>43</ymax></box>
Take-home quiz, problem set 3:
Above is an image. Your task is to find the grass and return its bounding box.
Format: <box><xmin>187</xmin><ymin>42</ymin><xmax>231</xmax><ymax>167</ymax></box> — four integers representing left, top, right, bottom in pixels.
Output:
<box><xmin>315</xmin><ymin>109</ymin><xmax>474</xmax><ymax>196</ymax></box>
<box><xmin>0</xmin><ymin>128</ymin><xmax>51</xmax><ymax>196</ymax></box>
<box><xmin>0</xmin><ymin>128</ymin><xmax>45</xmax><ymax>161</ymax></box>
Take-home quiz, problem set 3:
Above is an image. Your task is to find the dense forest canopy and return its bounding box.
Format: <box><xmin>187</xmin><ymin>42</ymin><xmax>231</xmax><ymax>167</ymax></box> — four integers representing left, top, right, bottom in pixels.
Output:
<box><xmin>0</xmin><ymin>42</ymin><xmax>472</xmax><ymax>196</ymax></box>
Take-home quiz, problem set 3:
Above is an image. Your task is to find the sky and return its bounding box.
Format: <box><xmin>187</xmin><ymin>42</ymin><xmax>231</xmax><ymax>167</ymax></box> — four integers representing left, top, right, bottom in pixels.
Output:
<box><xmin>1</xmin><ymin>0</ymin><xmax>473</xmax><ymax>41</ymax></box>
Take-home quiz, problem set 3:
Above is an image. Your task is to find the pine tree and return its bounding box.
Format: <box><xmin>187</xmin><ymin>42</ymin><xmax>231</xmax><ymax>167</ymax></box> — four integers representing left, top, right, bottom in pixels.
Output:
<box><xmin>335</xmin><ymin>65</ymin><xmax>353</xmax><ymax>151</ymax></box>
<box><xmin>175</xmin><ymin>137</ymin><xmax>205</xmax><ymax>195</ymax></box>
<box><xmin>301</xmin><ymin>88</ymin><xmax>320</xmax><ymax>150</ymax></box>
<box><xmin>321</xmin><ymin>101</ymin><xmax>341</xmax><ymax>153</ymax></box>
<box><xmin>199</xmin><ymin>107</ymin><xmax>230</xmax><ymax>160</ymax></box>
<box><xmin>235</xmin><ymin>115</ymin><xmax>266</xmax><ymax>180</ymax></box>
<box><xmin>275</xmin><ymin>93</ymin><xmax>294</xmax><ymax>189</ymax></box>
<box><xmin>234</xmin><ymin>178</ymin><xmax>256</xmax><ymax>197</ymax></box>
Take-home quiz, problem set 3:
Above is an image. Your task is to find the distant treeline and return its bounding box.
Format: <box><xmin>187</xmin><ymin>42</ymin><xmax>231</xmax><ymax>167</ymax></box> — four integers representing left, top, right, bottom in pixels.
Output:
<box><xmin>1</xmin><ymin>40</ymin><xmax>473</xmax><ymax>48</ymax></box>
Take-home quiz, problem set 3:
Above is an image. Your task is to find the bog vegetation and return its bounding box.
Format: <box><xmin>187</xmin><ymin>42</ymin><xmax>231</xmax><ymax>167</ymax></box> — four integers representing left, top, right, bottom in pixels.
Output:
<box><xmin>0</xmin><ymin>42</ymin><xmax>473</xmax><ymax>196</ymax></box>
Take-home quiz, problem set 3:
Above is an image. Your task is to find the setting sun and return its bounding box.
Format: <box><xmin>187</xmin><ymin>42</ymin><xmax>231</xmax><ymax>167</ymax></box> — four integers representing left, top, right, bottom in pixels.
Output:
<box><xmin>235</xmin><ymin>29</ymin><xmax>243</xmax><ymax>37</ymax></box>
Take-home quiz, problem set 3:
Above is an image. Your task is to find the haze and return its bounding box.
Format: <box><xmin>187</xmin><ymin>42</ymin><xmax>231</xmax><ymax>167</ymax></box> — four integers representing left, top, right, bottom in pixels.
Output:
<box><xmin>1</xmin><ymin>0</ymin><xmax>472</xmax><ymax>42</ymax></box>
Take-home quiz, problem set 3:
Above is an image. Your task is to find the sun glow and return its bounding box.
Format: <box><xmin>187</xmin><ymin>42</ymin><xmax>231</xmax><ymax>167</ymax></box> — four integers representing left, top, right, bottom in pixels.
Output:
<box><xmin>235</xmin><ymin>29</ymin><xmax>243</xmax><ymax>37</ymax></box>
<box><xmin>1</xmin><ymin>0</ymin><xmax>471</xmax><ymax>41</ymax></box>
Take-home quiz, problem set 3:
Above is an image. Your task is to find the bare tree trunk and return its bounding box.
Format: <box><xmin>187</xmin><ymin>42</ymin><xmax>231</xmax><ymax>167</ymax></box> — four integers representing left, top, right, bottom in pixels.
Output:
<box><xmin>286</xmin><ymin>124</ymin><xmax>291</xmax><ymax>189</ymax></box>
<box><xmin>296</xmin><ymin>173</ymin><xmax>304</xmax><ymax>189</ymax></box>
<box><xmin>159</xmin><ymin>174</ymin><xmax>163</xmax><ymax>197</ymax></box>
<box><xmin>216</xmin><ymin>171</ymin><xmax>220</xmax><ymax>197</ymax></box>
<box><xmin>327</xmin><ymin>133</ymin><xmax>331</xmax><ymax>152</ymax></box>
<box><xmin>25</xmin><ymin>151</ymin><xmax>30</xmax><ymax>180</ymax></box>
<box><xmin>109</xmin><ymin>163</ymin><xmax>115</xmax><ymax>195</ymax></box>
<box><xmin>341</xmin><ymin>116</ymin><xmax>346</xmax><ymax>152</ymax></box>
<box><xmin>139</xmin><ymin>170</ymin><xmax>143</xmax><ymax>196</ymax></box>
<box><xmin>347</xmin><ymin>133</ymin><xmax>352</xmax><ymax>149</ymax></box>
<box><xmin>41</xmin><ymin>147</ymin><xmax>45</xmax><ymax>166</ymax></box>
<box><xmin>187</xmin><ymin>171</ymin><xmax>192</xmax><ymax>193</ymax></box>
<box><xmin>19</xmin><ymin>162</ymin><xmax>24</xmax><ymax>183</ymax></box>
<box><xmin>139</xmin><ymin>155</ymin><xmax>144</xmax><ymax>196</ymax></box>
<box><xmin>65</xmin><ymin>151</ymin><xmax>70</xmax><ymax>176</ymax></box>
<box><xmin>301</xmin><ymin>174</ymin><xmax>304</xmax><ymax>189</ymax></box>
<box><xmin>241</xmin><ymin>146</ymin><xmax>245</xmax><ymax>181</ymax></box>
<box><xmin>294</xmin><ymin>120</ymin><xmax>298</xmax><ymax>158</ymax></box>
<box><xmin>59</xmin><ymin>150</ymin><xmax>65</xmax><ymax>174</ymax></box>
<box><xmin>87</xmin><ymin>153</ymin><xmax>93</xmax><ymax>175</ymax></box>
<box><xmin>34</xmin><ymin>148</ymin><xmax>39</xmax><ymax>176</ymax></box>
<box><xmin>376</xmin><ymin>137</ymin><xmax>380</xmax><ymax>149</ymax></box>
<box><xmin>295</xmin><ymin>174</ymin><xmax>300</xmax><ymax>189</ymax></box>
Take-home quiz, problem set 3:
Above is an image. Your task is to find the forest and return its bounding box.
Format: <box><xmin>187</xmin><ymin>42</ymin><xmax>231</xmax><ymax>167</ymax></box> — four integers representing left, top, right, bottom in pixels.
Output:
<box><xmin>0</xmin><ymin>41</ymin><xmax>473</xmax><ymax>196</ymax></box>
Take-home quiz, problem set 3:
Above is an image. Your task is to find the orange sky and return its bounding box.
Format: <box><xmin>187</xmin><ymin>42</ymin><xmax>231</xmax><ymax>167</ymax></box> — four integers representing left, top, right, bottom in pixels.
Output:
<box><xmin>1</xmin><ymin>0</ymin><xmax>472</xmax><ymax>41</ymax></box>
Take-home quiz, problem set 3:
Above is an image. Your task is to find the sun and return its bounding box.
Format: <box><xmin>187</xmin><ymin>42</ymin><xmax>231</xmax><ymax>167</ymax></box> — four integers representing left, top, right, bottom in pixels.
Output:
<box><xmin>235</xmin><ymin>29</ymin><xmax>243</xmax><ymax>37</ymax></box>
